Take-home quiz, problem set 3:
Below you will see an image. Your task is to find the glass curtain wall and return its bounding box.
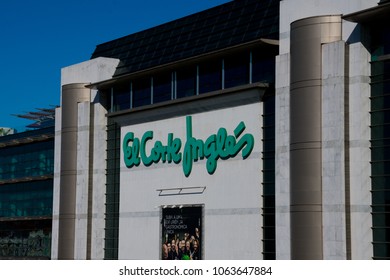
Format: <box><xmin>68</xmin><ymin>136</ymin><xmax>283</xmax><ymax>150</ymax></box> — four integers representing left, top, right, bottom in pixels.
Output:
<box><xmin>370</xmin><ymin>23</ymin><xmax>390</xmax><ymax>260</ymax></box>
<box><xmin>262</xmin><ymin>92</ymin><xmax>275</xmax><ymax>260</ymax></box>
<box><xmin>0</xmin><ymin>180</ymin><xmax>53</xmax><ymax>218</ymax></box>
<box><xmin>0</xmin><ymin>133</ymin><xmax>54</xmax><ymax>259</ymax></box>
<box><xmin>0</xmin><ymin>141</ymin><xmax>54</xmax><ymax>180</ymax></box>
<box><xmin>104</xmin><ymin>119</ymin><xmax>120</xmax><ymax>259</ymax></box>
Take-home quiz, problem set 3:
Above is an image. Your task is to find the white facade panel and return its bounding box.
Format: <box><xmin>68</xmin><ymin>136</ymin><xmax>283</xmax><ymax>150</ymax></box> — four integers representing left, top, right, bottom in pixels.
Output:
<box><xmin>275</xmin><ymin>53</ymin><xmax>291</xmax><ymax>259</ymax></box>
<box><xmin>51</xmin><ymin>107</ymin><xmax>62</xmax><ymax>260</ymax></box>
<box><xmin>347</xmin><ymin>42</ymin><xmax>372</xmax><ymax>260</ymax></box>
<box><xmin>321</xmin><ymin>41</ymin><xmax>347</xmax><ymax>259</ymax></box>
<box><xmin>118</xmin><ymin>103</ymin><xmax>263</xmax><ymax>259</ymax></box>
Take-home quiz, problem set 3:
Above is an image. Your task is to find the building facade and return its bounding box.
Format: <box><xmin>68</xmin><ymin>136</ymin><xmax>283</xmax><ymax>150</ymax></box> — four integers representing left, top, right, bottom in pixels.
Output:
<box><xmin>52</xmin><ymin>0</ymin><xmax>390</xmax><ymax>260</ymax></box>
<box><xmin>0</xmin><ymin>110</ymin><xmax>55</xmax><ymax>259</ymax></box>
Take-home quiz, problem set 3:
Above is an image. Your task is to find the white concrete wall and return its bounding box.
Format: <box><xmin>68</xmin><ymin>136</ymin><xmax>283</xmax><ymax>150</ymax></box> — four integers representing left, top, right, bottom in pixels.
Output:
<box><xmin>90</xmin><ymin>102</ymin><xmax>109</xmax><ymax>259</ymax></box>
<box><xmin>74</xmin><ymin>101</ymin><xmax>91</xmax><ymax>259</ymax></box>
<box><xmin>61</xmin><ymin>57</ymin><xmax>119</xmax><ymax>87</ymax></box>
<box><xmin>51</xmin><ymin>107</ymin><xmax>62</xmax><ymax>259</ymax></box>
<box><xmin>275</xmin><ymin>53</ymin><xmax>291</xmax><ymax>259</ymax></box>
<box><xmin>118</xmin><ymin>103</ymin><xmax>262</xmax><ymax>259</ymax></box>
<box><xmin>53</xmin><ymin>57</ymin><xmax>119</xmax><ymax>259</ymax></box>
<box><xmin>73</xmin><ymin>100</ymin><xmax>108</xmax><ymax>259</ymax></box>
<box><xmin>72</xmin><ymin>98</ymin><xmax>108</xmax><ymax>260</ymax></box>
<box><xmin>348</xmin><ymin>42</ymin><xmax>372</xmax><ymax>259</ymax></box>
<box><xmin>321</xmin><ymin>41</ymin><xmax>347</xmax><ymax>259</ymax></box>
<box><xmin>280</xmin><ymin>0</ymin><xmax>378</xmax><ymax>54</ymax></box>
<box><xmin>277</xmin><ymin>0</ymin><xmax>377</xmax><ymax>259</ymax></box>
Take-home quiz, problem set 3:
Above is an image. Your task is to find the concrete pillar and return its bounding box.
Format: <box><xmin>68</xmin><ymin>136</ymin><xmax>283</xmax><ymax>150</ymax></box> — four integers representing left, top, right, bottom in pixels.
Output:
<box><xmin>74</xmin><ymin>101</ymin><xmax>91</xmax><ymax>259</ymax></box>
<box><xmin>321</xmin><ymin>40</ymin><xmax>347</xmax><ymax>259</ymax></box>
<box><xmin>57</xmin><ymin>83</ymin><xmax>90</xmax><ymax>259</ymax></box>
<box><xmin>51</xmin><ymin>107</ymin><xmax>62</xmax><ymax>259</ymax></box>
<box><xmin>348</xmin><ymin>42</ymin><xmax>372</xmax><ymax>259</ymax></box>
<box><xmin>289</xmin><ymin>15</ymin><xmax>341</xmax><ymax>259</ymax></box>
<box><xmin>275</xmin><ymin>53</ymin><xmax>291</xmax><ymax>259</ymax></box>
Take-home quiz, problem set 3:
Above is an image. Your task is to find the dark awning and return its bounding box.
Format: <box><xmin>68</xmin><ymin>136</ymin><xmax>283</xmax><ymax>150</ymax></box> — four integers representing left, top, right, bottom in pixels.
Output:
<box><xmin>343</xmin><ymin>2</ymin><xmax>390</xmax><ymax>23</ymax></box>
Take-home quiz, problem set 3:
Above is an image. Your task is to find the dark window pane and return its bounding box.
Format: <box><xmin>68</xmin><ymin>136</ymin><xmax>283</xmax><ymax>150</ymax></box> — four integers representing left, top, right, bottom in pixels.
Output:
<box><xmin>199</xmin><ymin>59</ymin><xmax>222</xmax><ymax>94</ymax></box>
<box><xmin>153</xmin><ymin>72</ymin><xmax>172</xmax><ymax>104</ymax></box>
<box><xmin>370</xmin><ymin>25</ymin><xmax>390</xmax><ymax>260</ymax></box>
<box><xmin>112</xmin><ymin>83</ymin><xmax>130</xmax><ymax>111</ymax></box>
<box><xmin>252</xmin><ymin>49</ymin><xmax>275</xmax><ymax>83</ymax></box>
<box><xmin>177</xmin><ymin>67</ymin><xmax>196</xmax><ymax>98</ymax></box>
<box><xmin>372</xmin><ymin>147</ymin><xmax>390</xmax><ymax>161</ymax></box>
<box><xmin>372</xmin><ymin>189</ymin><xmax>390</xmax><ymax>205</ymax></box>
<box><xmin>371</xmin><ymin>60</ymin><xmax>390</xmax><ymax>80</ymax></box>
<box><xmin>371</xmin><ymin>81</ymin><xmax>390</xmax><ymax>97</ymax></box>
<box><xmin>371</xmin><ymin>94</ymin><xmax>390</xmax><ymax>110</ymax></box>
<box><xmin>372</xmin><ymin>212</ymin><xmax>390</xmax><ymax>227</ymax></box>
<box><xmin>133</xmin><ymin>78</ymin><xmax>151</xmax><ymax>107</ymax></box>
<box><xmin>373</xmin><ymin>243</ymin><xmax>390</xmax><ymax>259</ymax></box>
<box><xmin>224</xmin><ymin>52</ymin><xmax>249</xmax><ymax>88</ymax></box>
<box><xmin>104</xmin><ymin>120</ymin><xmax>120</xmax><ymax>260</ymax></box>
<box><xmin>371</xmin><ymin>110</ymin><xmax>390</xmax><ymax>125</ymax></box>
<box><xmin>372</xmin><ymin>124</ymin><xmax>390</xmax><ymax>139</ymax></box>
<box><xmin>372</xmin><ymin>161</ymin><xmax>390</xmax><ymax>176</ymax></box>
<box><xmin>372</xmin><ymin>176</ymin><xmax>390</xmax><ymax>190</ymax></box>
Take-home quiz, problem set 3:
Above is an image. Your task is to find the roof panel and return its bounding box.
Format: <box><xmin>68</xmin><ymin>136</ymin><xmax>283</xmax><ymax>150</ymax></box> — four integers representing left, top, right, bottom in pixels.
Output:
<box><xmin>91</xmin><ymin>0</ymin><xmax>279</xmax><ymax>77</ymax></box>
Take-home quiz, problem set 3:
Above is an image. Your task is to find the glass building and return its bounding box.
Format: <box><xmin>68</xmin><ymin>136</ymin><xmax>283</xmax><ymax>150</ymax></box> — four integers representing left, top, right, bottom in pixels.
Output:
<box><xmin>0</xmin><ymin>111</ymin><xmax>55</xmax><ymax>259</ymax></box>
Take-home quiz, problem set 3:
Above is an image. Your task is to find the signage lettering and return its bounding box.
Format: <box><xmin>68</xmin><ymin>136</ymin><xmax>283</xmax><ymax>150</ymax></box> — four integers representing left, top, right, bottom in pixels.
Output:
<box><xmin>123</xmin><ymin>116</ymin><xmax>254</xmax><ymax>177</ymax></box>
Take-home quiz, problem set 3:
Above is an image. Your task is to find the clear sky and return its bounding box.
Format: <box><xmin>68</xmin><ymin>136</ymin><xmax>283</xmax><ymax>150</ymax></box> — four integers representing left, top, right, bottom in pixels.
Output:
<box><xmin>0</xmin><ymin>0</ymin><xmax>231</xmax><ymax>131</ymax></box>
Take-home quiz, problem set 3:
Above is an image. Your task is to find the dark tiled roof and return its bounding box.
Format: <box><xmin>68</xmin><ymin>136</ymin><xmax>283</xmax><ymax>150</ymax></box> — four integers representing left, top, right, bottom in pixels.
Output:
<box><xmin>90</xmin><ymin>0</ymin><xmax>279</xmax><ymax>77</ymax></box>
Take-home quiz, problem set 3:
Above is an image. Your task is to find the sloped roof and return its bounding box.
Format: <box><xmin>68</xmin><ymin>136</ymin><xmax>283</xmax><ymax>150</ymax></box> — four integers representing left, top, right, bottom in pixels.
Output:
<box><xmin>90</xmin><ymin>0</ymin><xmax>279</xmax><ymax>77</ymax></box>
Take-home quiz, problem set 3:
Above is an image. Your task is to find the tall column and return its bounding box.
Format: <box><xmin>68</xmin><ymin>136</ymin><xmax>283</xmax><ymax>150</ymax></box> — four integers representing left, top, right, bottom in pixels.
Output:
<box><xmin>57</xmin><ymin>83</ymin><xmax>90</xmax><ymax>259</ymax></box>
<box><xmin>289</xmin><ymin>15</ymin><xmax>341</xmax><ymax>259</ymax></box>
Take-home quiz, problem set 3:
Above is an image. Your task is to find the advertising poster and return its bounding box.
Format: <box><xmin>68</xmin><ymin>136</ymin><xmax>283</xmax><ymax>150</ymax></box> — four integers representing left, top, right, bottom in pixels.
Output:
<box><xmin>161</xmin><ymin>206</ymin><xmax>202</xmax><ymax>260</ymax></box>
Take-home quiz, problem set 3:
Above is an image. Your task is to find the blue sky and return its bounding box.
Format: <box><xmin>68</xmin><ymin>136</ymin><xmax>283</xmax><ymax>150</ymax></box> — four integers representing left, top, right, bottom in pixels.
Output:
<box><xmin>0</xmin><ymin>0</ymin><xmax>231</xmax><ymax>131</ymax></box>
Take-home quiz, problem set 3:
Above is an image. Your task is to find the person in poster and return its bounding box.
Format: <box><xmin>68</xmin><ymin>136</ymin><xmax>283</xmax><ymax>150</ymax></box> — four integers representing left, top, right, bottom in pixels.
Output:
<box><xmin>162</xmin><ymin>206</ymin><xmax>202</xmax><ymax>260</ymax></box>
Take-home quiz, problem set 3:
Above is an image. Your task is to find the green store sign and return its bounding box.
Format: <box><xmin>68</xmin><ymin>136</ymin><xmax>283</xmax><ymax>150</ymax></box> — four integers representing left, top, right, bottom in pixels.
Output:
<box><xmin>123</xmin><ymin>116</ymin><xmax>254</xmax><ymax>177</ymax></box>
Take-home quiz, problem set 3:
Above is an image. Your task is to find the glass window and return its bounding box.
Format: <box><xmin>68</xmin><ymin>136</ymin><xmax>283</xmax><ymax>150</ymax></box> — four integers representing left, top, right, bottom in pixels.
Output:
<box><xmin>372</xmin><ymin>161</ymin><xmax>390</xmax><ymax>176</ymax></box>
<box><xmin>153</xmin><ymin>72</ymin><xmax>172</xmax><ymax>104</ymax></box>
<box><xmin>373</xmin><ymin>243</ymin><xmax>390</xmax><ymax>260</ymax></box>
<box><xmin>371</xmin><ymin>60</ymin><xmax>390</xmax><ymax>78</ymax></box>
<box><xmin>372</xmin><ymin>147</ymin><xmax>390</xmax><ymax>161</ymax></box>
<box><xmin>176</xmin><ymin>66</ymin><xmax>196</xmax><ymax>98</ymax></box>
<box><xmin>104</xmin><ymin>120</ymin><xmax>120</xmax><ymax>260</ymax></box>
<box><xmin>371</xmin><ymin>94</ymin><xmax>390</xmax><ymax>111</ymax></box>
<box><xmin>370</xmin><ymin>24</ymin><xmax>390</xmax><ymax>260</ymax></box>
<box><xmin>371</xmin><ymin>81</ymin><xmax>390</xmax><ymax>97</ymax></box>
<box><xmin>372</xmin><ymin>176</ymin><xmax>390</xmax><ymax>190</ymax></box>
<box><xmin>0</xmin><ymin>140</ymin><xmax>54</xmax><ymax>180</ymax></box>
<box><xmin>133</xmin><ymin>78</ymin><xmax>151</xmax><ymax>108</ymax></box>
<box><xmin>252</xmin><ymin>49</ymin><xmax>276</xmax><ymax>83</ymax></box>
<box><xmin>0</xmin><ymin>180</ymin><xmax>53</xmax><ymax>218</ymax></box>
<box><xmin>199</xmin><ymin>59</ymin><xmax>222</xmax><ymax>94</ymax></box>
<box><xmin>224</xmin><ymin>52</ymin><xmax>249</xmax><ymax>88</ymax></box>
<box><xmin>372</xmin><ymin>188</ymin><xmax>390</xmax><ymax>205</ymax></box>
<box><xmin>371</xmin><ymin>108</ymin><xmax>390</xmax><ymax>125</ymax></box>
<box><xmin>262</xmin><ymin>94</ymin><xmax>275</xmax><ymax>260</ymax></box>
<box><xmin>372</xmin><ymin>124</ymin><xmax>390</xmax><ymax>140</ymax></box>
<box><xmin>112</xmin><ymin>82</ymin><xmax>130</xmax><ymax>111</ymax></box>
<box><xmin>372</xmin><ymin>212</ymin><xmax>390</xmax><ymax>227</ymax></box>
